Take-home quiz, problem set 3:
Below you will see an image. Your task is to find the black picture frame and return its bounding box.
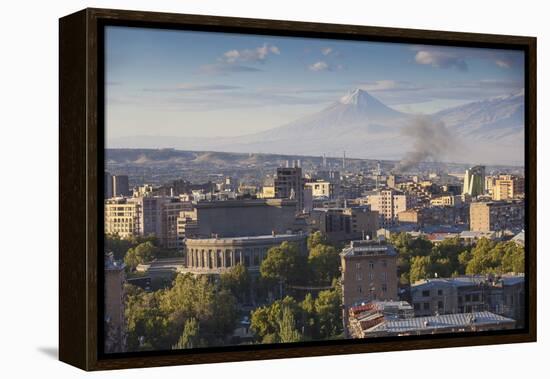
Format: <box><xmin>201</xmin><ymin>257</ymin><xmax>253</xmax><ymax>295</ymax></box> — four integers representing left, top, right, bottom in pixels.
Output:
<box><xmin>59</xmin><ymin>8</ymin><xmax>536</xmax><ymax>371</ymax></box>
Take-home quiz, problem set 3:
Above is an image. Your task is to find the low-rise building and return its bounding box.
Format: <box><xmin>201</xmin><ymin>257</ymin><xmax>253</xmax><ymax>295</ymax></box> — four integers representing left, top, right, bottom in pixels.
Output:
<box><xmin>347</xmin><ymin>301</ymin><xmax>414</xmax><ymax>338</ymax></box>
<box><xmin>411</xmin><ymin>274</ymin><xmax>525</xmax><ymax>326</ymax></box>
<box><xmin>309</xmin><ymin>206</ymin><xmax>378</xmax><ymax>243</ymax></box>
<box><xmin>360</xmin><ymin>311</ymin><xmax>515</xmax><ymax>338</ymax></box>
<box><xmin>305</xmin><ymin>180</ymin><xmax>333</xmax><ymax>199</ymax></box>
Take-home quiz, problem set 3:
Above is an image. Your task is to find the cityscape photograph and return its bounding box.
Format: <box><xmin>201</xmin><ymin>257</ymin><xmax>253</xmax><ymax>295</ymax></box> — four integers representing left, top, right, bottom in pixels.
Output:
<box><xmin>103</xmin><ymin>26</ymin><xmax>526</xmax><ymax>354</ymax></box>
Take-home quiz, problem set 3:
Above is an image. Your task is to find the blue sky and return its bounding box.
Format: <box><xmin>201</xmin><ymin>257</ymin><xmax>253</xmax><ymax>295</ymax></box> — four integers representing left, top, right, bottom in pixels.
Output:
<box><xmin>105</xmin><ymin>26</ymin><xmax>524</xmax><ymax>141</ymax></box>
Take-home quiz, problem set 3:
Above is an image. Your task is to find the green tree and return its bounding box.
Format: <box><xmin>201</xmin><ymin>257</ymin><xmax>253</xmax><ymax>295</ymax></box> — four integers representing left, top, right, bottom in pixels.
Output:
<box><xmin>278</xmin><ymin>306</ymin><xmax>302</xmax><ymax>343</ymax></box>
<box><xmin>172</xmin><ymin>318</ymin><xmax>202</xmax><ymax>349</ymax></box>
<box><xmin>300</xmin><ymin>293</ymin><xmax>317</xmax><ymax>338</ymax></box>
<box><xmin>124</xmin><ymin>241</ymin><xmax>157</xmax><ymax>271</ymax></box>
<box><xmin>308</xmin><ymin>244</ymin><xmax>340</xmax><ymax>285</ymax></box>
<box><xmin>465</xmin><ymin>239</ymin><xmax>525</xmax><ymax>275</ymax></box>
<box><xmin>124</xmin><ymin>284</ymin><xmax>171</xmax><ymax>351</ymax></box>
<box><xmin>260</xmin><ymin>242</ymin><xmax>306</xmax><ymax>286</ymax></box>
<box><xmin>220</xmin><ymin>264</ymin><xmax>250</xmax><ymax>303</ymax></box>
<box><xmin>250</xmin><ymin>296</ymin><xmax>303</xmax><ymax>343</ymax></box>
<box><xmin>314</xmin><ymin>285</ymin><xmax>343</xmax><ymax>339</ymax></box>
<box><xmin>125</xmin><ymin>273</ymin><xmax>239</xmax><ymax>351</ymax></box>
<box><xmin>409</xmin><ymin>255</ymin><xmax>432</xmax><ymax>283</ymax></box>
<box><xmin>308</xmin><ymin>231</ymin><xmax>328</xmax><ymax>250</ymax></box>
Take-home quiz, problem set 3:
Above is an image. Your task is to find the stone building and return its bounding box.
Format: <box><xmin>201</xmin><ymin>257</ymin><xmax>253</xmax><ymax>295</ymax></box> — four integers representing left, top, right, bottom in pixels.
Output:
<box><xmin>185</xmin><ymin>233</ymin><xmax>307</xmax><ymax>274</ymax></box>
<box><xmin>341</xmin><ymin>240</ymin><xmax>399</xmax><ymax>332</ymax></box>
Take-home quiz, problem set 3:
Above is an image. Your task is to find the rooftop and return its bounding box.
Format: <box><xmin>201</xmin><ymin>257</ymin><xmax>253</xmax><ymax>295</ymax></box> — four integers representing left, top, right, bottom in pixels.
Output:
<box><xmin>412</xmin><ymin>274</ymin><xmax>524</xmax><ymax>289</ymax></box>
<box><xmin>341</xmin><ymin>240</ymin><xmax>397</xmax><ymax>257</ymax></box>
<box><xmin>366</xmin><ymin>311</ymin><xmax>514</xmax><ymax>334</ymax></box>
<box><xmin>186</xmin><ymin>233</ymin><xmax>307</xmax><ymax>243</ymax></box>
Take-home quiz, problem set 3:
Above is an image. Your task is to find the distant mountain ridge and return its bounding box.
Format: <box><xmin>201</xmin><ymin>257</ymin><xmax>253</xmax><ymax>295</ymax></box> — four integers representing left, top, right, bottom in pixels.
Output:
<box><xmin>109</xmin><ymin>88</ymin><xmax>525</xmax><ymax>166</ymax></box>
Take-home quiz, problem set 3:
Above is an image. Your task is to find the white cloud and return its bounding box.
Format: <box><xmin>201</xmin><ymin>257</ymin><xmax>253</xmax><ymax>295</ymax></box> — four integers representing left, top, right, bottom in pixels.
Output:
<box><xmin>143</xmin><ymin>84</ymin><xmax>241</xmax><ymax>92</ymax></box>
<box><xmin>321</xmin><ymin>47</ymin><xmax>333</xmax><ymax>56</ymax></box>
<box><xmin>308</xmin><ymin>61</ymin><xmax>330</xmax><ymax>71</ymax></box>
<box><xmin>414</xmin><ymin>50</ymin><xmax>468</xmax><ymax>71</ymax></box>
<box><xmin>495</xmin><ymin>59</ymin><xmax>512</xmax><ymax>68</ymax></box>
<box><xmin>412</xmin><ymin>46</ymin><xmax>522</xmax><ymax>71</ymax></box>
<box><xmin>198</xmin><ymin>63</ymin><xmax>262</xmax><ymax>75</ymax></box>
<box><xmin>357</xmin><ymin>80</ymin><xmax>422</xmax><ymax>92</ymax></box>
<box><xmin>221</xmin><ymin>43</ymin><xmax>280</xmax><ymax>64</ymax></box>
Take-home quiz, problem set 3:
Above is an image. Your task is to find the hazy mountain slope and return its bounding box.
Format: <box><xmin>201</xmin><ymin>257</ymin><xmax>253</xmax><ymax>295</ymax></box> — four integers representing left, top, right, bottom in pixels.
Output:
<box><xmin>109</xmin><ymin>89</ymin><xmax>525</xmax><ymax>165</ymax></box>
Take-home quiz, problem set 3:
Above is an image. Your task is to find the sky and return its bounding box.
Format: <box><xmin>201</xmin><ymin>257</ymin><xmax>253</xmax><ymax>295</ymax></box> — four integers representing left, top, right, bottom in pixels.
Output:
<box><xmin>105</xmin><ymin>26</ymin><xmax>524</xmax><ymax>142</ymax></box>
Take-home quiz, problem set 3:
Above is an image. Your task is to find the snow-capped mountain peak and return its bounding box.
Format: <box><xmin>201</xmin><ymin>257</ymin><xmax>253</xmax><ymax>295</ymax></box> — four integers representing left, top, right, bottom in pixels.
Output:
<box><xmin>340</xmin><ymin>88</ymin><xmax>377</xmax><ymax>106</ymax></box>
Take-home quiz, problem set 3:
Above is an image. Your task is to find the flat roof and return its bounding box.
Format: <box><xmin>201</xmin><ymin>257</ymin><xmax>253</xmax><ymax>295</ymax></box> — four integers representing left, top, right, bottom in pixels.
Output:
<box><xmin>366</xmin><ymin>311</ymin><xmax>514</xmax><ymax>333</ymax></box>
<box><xmin>186</xmin><ymin>233</ymin><xmax>307</xmax><ymax>243</ymax></box>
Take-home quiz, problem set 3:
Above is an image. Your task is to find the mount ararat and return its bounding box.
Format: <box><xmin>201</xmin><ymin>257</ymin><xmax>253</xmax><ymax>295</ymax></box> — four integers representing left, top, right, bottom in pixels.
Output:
<box><xmin>109</xmin><ymin>88</ymin><xmax>525</xmax><ymax>166</ymax></box>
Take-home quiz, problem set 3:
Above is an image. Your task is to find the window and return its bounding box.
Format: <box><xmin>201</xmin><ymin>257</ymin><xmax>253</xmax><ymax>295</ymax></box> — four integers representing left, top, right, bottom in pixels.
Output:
<box><xmin>382</xmin><ymin>259</ymin><xmax>387</xmax><ymax>268</ymax></box>
<box><xmin>369</xmin><ymin>272</ymin><xmax>374</xmax><ymax>280</ymax></box>
<box><xmin>382</xmin><ymin>283</ymin><xmax>387</xmax><ymax>293</ymax></box>
<box><xmin>423</xmin><ymin>302</ymin><xmax>430</xmax><ymax>310</ymax></box>
<box><xmin>414</xmin><ymin>303</ymin><xmax>420</xmax><ymax>310</ymax></box>
<box><xmin>381</xmin><ymin>272</ymin><xmax>387</xmax><ymax>282</ymax></box>
<box><xmin>438</xmin><ymin>301</ymin><xmax>444</xmax><ymax>310</ymax></box>
<box><xmin>472</xmin><ymin>293</ymin><xmax>480</xmax><ymax>302</ymax></box>
<box><xmin>358</xmin><ymin>286</ymin><xmax>362</xmax><ymax>293</ymax></box>
<box><xmin>437</xmin><ymin>289</ymin><xmax>443</xmax><ymax>296</ymax></box>
<box><xmin>356</xmin><ymin>273</ymin><xmax>363</xmax><ymax>281</ymax></box>
<box><xmin>369</xmin><ymin>261</ymin><xmax>375</xmax><ymax>270</ymax></box>
<box><xmin>465</xmin><ymin>294</ymin><xmax>471</xmax><ymax>302</ymax></box>
<box><xmin>422</xmin><ymin>290</ymin><xmax>430</xmax><ymax>297</ymax></box>
<box><xmin>356</xmin><ymin>262</ymin><xmax>361</xmax><ymax>269</ymax></box>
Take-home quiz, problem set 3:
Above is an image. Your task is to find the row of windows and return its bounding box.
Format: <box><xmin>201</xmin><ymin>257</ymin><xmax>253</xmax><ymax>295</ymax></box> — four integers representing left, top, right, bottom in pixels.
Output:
<box><xmin>357</xmin><ymin>284</ymin><xmax>388</xmax><ymax>293</ymax></box>
<box><xmin>356</xmin><ymin>272</ymin><xmax>388</xmax><ymax>282</ymax></box>
<box><xmin>355</xmin><ymin>260</ymin><xmax>388</xmax><ymax>269</ymax></box>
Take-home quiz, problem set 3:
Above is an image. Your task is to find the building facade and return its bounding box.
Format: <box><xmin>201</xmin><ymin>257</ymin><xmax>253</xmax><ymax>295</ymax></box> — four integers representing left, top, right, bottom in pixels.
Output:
<box><xmin>105</xmin><ymin>196</ymin><xmax>193</xmax><ymax>248</ymax></box>
<box><xmin>492</xmin><ymin>175</ymin><xmax>525</xmax><ymax>201</ymax></box>
<box><xmin>187</xmin><ymin>199</ymin><xmax>299</xmax><ymax>238</ymax></box>
<box><xmin>305</xmin><ymin>180</ymin><xmax>333</xmax><ymax>199</ymax></box>
<box><xmin>112</xmin><ymin>175</ymin><xmax>131</xmax><ymax>197</ymax></box>
<box><xmin>411</xmin><ymin>275</ymin><xmax>525</xmax><ymax>326</ymax></box>
<box><xmin>309</xmin><ymin>206</ymin><xmax>379</xmax><ymax>243</ymax></box>
<box><xmin>367</xmin><ymin>190</ymin><xmax>415</xmax><ymax>227</ymax></box>
<box><xmin>104</xmin><ymin>171</ymin><xmax>113</xmax><ymax>199</ymax></box>
<box><xmin>470</xmin><ymin>201</ymin><xmax>525</xmax><ymax>232</ymax></box>
<box><xmin>463</xmin><ymin>166</ymin><xmax>485</xmax><ymax>197</ymax></box>
<box><xmin>184</xmin><ymin>233</ymin><xmax>307</xmax><ymax>274</ymax></box>
<box><xmin>274</xmin><ymin>165</ymin><xmax>304</xmax><ymax>212</ymax></box>
<box><xmin>341</xmin><ymin>240</ymin><xmax>399</xmax><ymax>310</ymax></box>
<box><xmin>104</xmin><ymin>253</ymin><xmax>126</xmax><ymax>353</ymax></box>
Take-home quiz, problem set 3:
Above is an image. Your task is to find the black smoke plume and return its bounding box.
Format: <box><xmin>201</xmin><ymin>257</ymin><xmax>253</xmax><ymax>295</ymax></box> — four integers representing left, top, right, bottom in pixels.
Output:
<box><xmin>393</xmin><ymin>115</ymin><xmax>454</xmax><ymax>173</ymax></box>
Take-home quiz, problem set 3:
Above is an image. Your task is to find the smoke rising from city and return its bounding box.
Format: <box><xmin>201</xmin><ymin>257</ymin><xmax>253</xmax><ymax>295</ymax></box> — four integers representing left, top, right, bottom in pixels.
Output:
<box><xmin>393</xmin><ymin>115</ymin><xmax>454</xmax><ymax>173</ymax></box>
